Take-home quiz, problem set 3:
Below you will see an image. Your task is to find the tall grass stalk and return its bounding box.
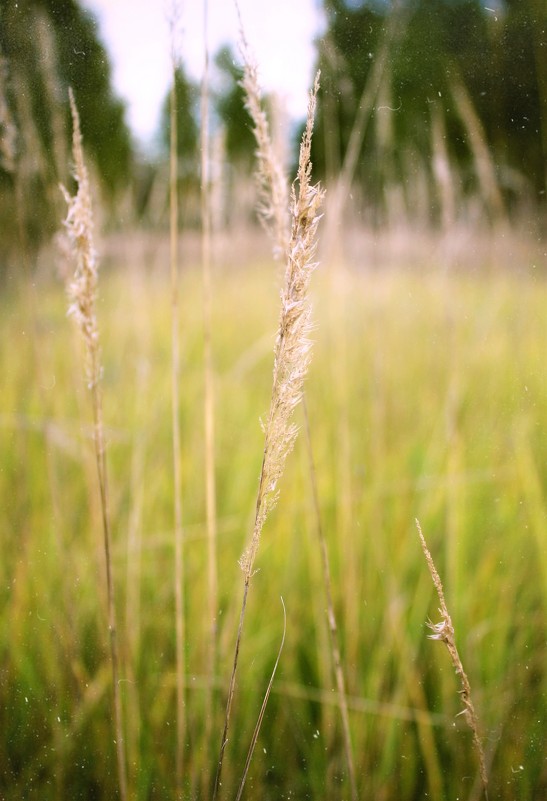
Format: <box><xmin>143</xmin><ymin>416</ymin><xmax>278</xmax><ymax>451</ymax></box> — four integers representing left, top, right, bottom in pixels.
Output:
<box><xmin>449</xmin><ymin>67</ymin><xmax>505</xmax><ymax>222</ymax></box>
<box><xmin>35</xmin><ymin>10</ymin><xmax>67</xmax><ymax>188</ymax></box>
<box><xmin>240</xmin><ymin>48</ymin><xmax>358</xmax><ymax>796</ymax></box>
<box><xmin>61</xmin><ymin>89</ymin><xmax>127</xmax><ymax>801</ymax></box>
<box><xmin>124</xmin><ymin>334</ymin><xmax>149</xmax><ymax>788</ymax></box>
<box><xmin>213</xmin><ymin>74</ymin><xmax>324</xmax><ymax>799</ymax></box>
<box><xmin>513</xmin><ymin>424</ymin><xmax>547</xmax><ymax>608</ymax></box>
<box><xmin>416</xmin><ymin>519</ymin><xmax>488</xmax><ymax>800</ymax></box>
<box><xmin>241</xmin><ymin>47</ymin><xmax>358</xmax><ymax>801</ymax></box>
<box><xmin>200</xmin><ymin>0</ymin><xmax>219</xmax><ymax>756</ymax></box>
<box><xmin>168</xmin><ymin>35</ymin><xmax>187</xmax><ymax>796</ymax></box>
<box><xmin>303</xmin><ymin>399</ymin><xmax>358</xmax><ymax>801</ymax></box>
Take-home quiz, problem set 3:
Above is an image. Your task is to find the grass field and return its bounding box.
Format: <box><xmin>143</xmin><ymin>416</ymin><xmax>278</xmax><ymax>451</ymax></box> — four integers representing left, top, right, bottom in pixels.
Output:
<box><xmin>0</xmin><ymin>229</ymin><xmax>546</xmax><ymax>799</ymax></box>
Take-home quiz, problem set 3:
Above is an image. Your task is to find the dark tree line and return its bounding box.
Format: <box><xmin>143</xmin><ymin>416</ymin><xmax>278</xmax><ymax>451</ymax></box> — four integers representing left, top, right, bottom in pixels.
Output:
<box><xmin>1</xmin><ymin>0</ymin><xmax>544</xmax><ymax>262</ymax></box>
<box><xmin>0</xmin><ymin>0</ymin><xmax>133</xmax><ymax>260</ymax></box>
<box><xmin>0</xmin><ymin>0</ymin><xmax>259</xmax><ymax>251</ymax></box>
<box><xmin>160</xmin><ymin>0</ymin><xmax>545</xmax><ymax>227</ymax></box>
<box><xmin>0</xmin><ymin>0</ymin><xmax>132</xmax><ymax>189</ymax></box>
<box><xmin>312</xmin><ymin>0</ymin><xmax>546</xmax><ymax>225</ymax></box>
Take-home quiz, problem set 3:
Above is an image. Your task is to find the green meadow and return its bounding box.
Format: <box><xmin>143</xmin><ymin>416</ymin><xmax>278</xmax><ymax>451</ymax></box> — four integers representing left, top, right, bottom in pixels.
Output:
<box><xmin>0</xmin><ymin>230</ymin><xmax>545</xmax><ymax>799</ymax></box>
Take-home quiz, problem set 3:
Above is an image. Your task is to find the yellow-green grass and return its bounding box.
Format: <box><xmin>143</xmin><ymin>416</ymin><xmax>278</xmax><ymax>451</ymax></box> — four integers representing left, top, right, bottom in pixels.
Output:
<box><xmin>0</xmin><ymin>242</ymin><xmax>545</xmax><ymax>799</ymax></box>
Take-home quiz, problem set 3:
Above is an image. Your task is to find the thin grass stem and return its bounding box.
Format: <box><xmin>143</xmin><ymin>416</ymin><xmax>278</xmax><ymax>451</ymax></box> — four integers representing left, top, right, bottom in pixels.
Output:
<box><xmin>169</xmin><ymin>32</ymin><xmax>187</xmax><ymax>796</ymax></box>
<box><xmin>237</xmin><ymin>37</ymin><xmax>355</xmax><ymax>795</ymax></box>
<box><xmin>200</xmin><ymin>0</ymin><xmax>219</xmax><ymax>769</ymax></box>
<box><xmin>61</xmin><ymin>89</ymin><xmax>128</xmax><ymax>801</ymax></box>
<box><xmin>416</xmin><ymin>519</ymin><xmax>488</xmax><ymax>800</ymax></box>
<box><xmin>303</xmin><ymin>398</ymin><xmax>358</xmax><ymax>801</ymax></box>
<box><xmin>213</xmin><ymin>74</ymin><xmax>324</xmax><ymax>800</ymax></box>
<box><xmin>234</xmin><ymin>598</ymin><xmax>287</xmax><ymax>801</ymax></box>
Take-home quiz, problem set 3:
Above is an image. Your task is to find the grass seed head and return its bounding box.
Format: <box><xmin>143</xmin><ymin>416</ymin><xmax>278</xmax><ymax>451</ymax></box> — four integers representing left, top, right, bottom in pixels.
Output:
<box><xmin>61</xmin><ymin>88</ymin><xmax>101</xmax><ymax>389</ymax></box>
<box><xmin>240</xmin><ymin>74</ymin><xmax>324</xmax><ymax>578</ymax></box>
<box><xmin>416</xmin><ymin>519</ymin><xmax>489</xmax><ymax>798</ymax></box>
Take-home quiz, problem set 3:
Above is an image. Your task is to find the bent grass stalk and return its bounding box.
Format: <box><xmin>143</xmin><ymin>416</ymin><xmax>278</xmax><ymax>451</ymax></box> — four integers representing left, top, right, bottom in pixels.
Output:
<box><xmin>212</xmin><ymin>75</ymin><xmax>324</xmax><ymax>800</ymax></box>
<box><xmin>415</xmin><ymin>519</ymin><xmax>488</xmax><ymax>800</ymax></box>
<box><xmin>61</xmin><ymin>89</ymin><xmax>128</xmax><ymax>801</ymax></box>
<box><xmin>234</xmin><ymin>597</ymin><xmax>287</xmax><ymax>801</ymax></box>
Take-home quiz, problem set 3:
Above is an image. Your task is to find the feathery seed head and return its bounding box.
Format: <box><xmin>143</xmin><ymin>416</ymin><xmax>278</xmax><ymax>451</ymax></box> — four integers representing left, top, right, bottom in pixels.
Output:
<box><xmin>239</xmin><ymin>36</ymin><xmax>290</xmax><ymax>260</ymax></box>
<box><xmin>239</xmin><ymin>74</ymin><xmax>324</xmax><ymax>578</ymax></box>
<box><xmin>427</xmin><ymin>615</ymin><xmax>452</xmax><ymax>642</ymax></box>
<box><xmin>61</xmin><ymin>89</ymin><xmax>101</xmax><ymax>389</ymax></box>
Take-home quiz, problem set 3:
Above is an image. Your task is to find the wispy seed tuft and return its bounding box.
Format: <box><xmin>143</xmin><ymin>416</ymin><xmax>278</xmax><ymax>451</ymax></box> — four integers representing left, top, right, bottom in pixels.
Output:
<box><xmin>61</xmin><ymin>88</ymin><xmax>100</xmax><ymax>390</ymax></box>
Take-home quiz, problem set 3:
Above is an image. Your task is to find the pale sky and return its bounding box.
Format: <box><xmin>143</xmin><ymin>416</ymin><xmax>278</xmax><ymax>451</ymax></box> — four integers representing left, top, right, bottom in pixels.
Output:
<box><xmin>81</xmin><ymin>0</ymin><xmax>326</xmax><ymax>148</ymax></box>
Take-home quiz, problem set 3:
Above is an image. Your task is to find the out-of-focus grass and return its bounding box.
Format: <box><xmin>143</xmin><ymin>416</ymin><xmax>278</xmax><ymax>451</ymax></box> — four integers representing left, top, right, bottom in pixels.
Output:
<box><xmin>0</xmin><ymin>242</ymin><xmax>545</xmax><ymax>799</ymax></box>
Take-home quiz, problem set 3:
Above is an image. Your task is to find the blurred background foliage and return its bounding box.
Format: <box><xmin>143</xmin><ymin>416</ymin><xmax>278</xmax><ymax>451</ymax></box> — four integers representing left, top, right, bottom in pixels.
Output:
<box><xmin>0</xmin><ymin>0</ymin><xmax>545</xmax><ymax>262</ymax></box>
<box><xmin>0</xmin><ymin>0</ymin><xmax>133</xmax><ymax>263</ymax></box>
<box><xmin>313</xmin><ymin>0</ymin><xmax>545</xmax><ymax>226</ymax></box>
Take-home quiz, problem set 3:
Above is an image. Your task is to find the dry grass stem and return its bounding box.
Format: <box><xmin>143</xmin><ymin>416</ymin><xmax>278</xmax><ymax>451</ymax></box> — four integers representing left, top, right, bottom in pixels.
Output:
<box><xmin>13</xmin><ymin>71</ymin><xmax>48</xmax><ymax>188</ymax></box>
<box><xmin>241</xmin><ymin>32</ymin><xmax>357</xmax><ymax>796</ymax></box>
<box><xmin>35</xmin><ymin>10</ymin><xmax>67</xmax><ymax>184</ymax></box>
<box><xmin>449</xmin><ymin>67</ymin><xmax>505</xmax><ymax>222</ymax></box>
<box><xmin>168</xmin><ymin>26</ymin><xmax>187</xmax><ymax>794</ymax></box>
<box><xmin>213</xmin><ymin>73</ymin><xmax>324</xmax><ymax>800</ymax></box>
<box><xmin>200</xmin><ymin>0</ymin><xmax>219</xmax><ymax>778</ymax></box>
<box><xmin>303</xmin><ymin>399</ymin><xmax>358</xmax><ymax>801</ymax></box>
<box><xmin>61</xmin><ymin>88</ymin><xmax>128</xmax><ymax>801</ymax></box>
<box><xmin>415</xmin><ymin>519</ymin><xmax>488</xmax><ymax>800</ymax></box>
<box><xmin>234</xmin><ymin>598</ymin><xmax>287</xmax><ymax>801</ymax></box>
